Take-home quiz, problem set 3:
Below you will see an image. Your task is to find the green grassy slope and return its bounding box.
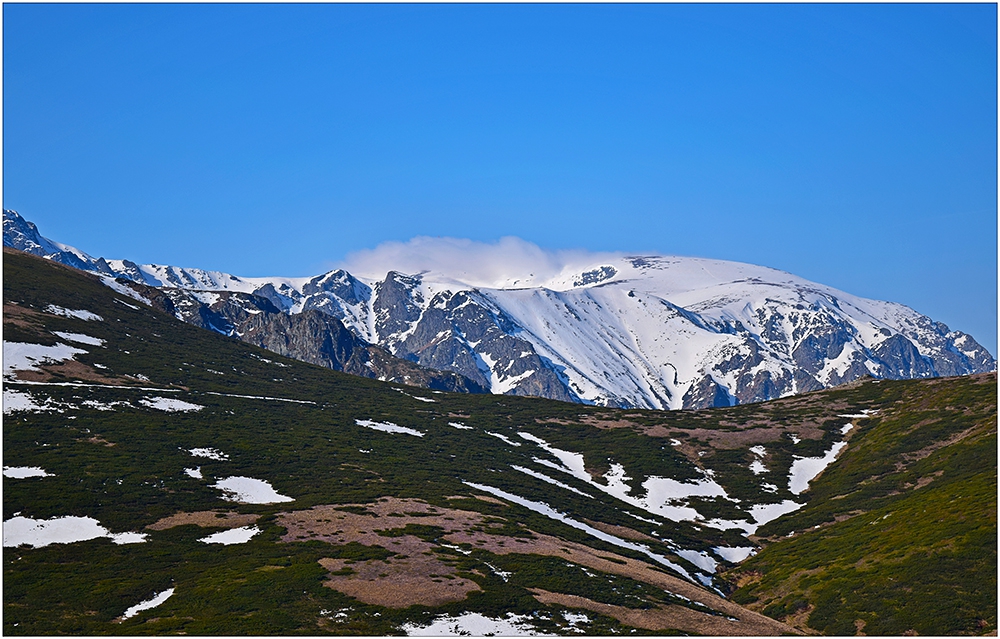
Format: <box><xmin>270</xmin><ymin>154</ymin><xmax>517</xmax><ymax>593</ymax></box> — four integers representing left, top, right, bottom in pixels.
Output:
<box><xmin>724</xmin><ymin>374</ymin><xmax>997</xmax><ymax>635</ymax></box>
<box><xmin>4</xmin><ymin>248</ymin><xmax>995</xmax><ymax>635</ymax></box>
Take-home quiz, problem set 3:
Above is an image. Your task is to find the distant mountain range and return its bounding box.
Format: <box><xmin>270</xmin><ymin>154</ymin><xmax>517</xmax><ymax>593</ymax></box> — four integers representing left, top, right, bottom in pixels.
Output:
<box><xmin>5</xmin><ymin>209</ymin><xmax>994</xmax><ymax>409</ymax></box>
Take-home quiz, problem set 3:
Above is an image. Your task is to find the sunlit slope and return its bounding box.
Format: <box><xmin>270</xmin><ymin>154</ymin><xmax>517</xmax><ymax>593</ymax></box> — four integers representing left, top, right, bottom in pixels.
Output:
<box><xmin>724</xmin><ymin>373</ymin><xmax>997</xmax><ymax>635</ymax></box>
<box><xmin>4</xmin><ymin>247</ymin><xmax>994</xmax><ymax>636</ymax></box>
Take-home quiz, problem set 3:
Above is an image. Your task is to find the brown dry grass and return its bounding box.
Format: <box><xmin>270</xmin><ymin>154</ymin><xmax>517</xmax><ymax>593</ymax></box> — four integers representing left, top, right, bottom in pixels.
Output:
<box><xmin>276</xmin><ymin>496</ymin><xmax>796</xmax><ymax>633</ymax></box>
<box><xmin>580</xmin><ymin>519</ymin><xmax>657</xmax><ymax>543</ymax></box>
<box><xmin>145</xmin><ymin>511</ymin><xmax>260</xmax><ymax>531</ymax></box>
<box><xmin>316</xmin><ymin>556</ymin><xmax>480</xmax><ymax>608</ymax></box>
<box><xmin>529</xmin><ymin>589</ymin><xmax>798</xmax><ymax>636</ymax></box>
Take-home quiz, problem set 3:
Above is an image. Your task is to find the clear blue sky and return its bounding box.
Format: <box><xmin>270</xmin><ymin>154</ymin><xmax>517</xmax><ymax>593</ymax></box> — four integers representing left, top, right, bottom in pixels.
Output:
<box><xmin>4</xmin><ymin>4</ymin><xmax>997</xmax><ymax>354</ymax></box>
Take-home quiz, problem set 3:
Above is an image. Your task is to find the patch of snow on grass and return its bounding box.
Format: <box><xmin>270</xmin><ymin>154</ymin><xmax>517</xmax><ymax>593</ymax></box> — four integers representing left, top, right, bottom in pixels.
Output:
<box><xmin>4</xmin><ymin>341</ymin><xmax>88</xmax><ymax>378</ymax></box>
<box><xmin>110</xmin><ymin>532</ymin><xmax>150</xmax><ymax>544</ymax></box>
<box><xmin>140</xmin><ymin>396</ymin><xmax>203</xmax><ymax>412</ymax></box>
<box><xmin>198</xmin><ymin>525</ymin><xmax>260</xmax><ymax>545</ymax></box>
<box><xmin>486</xmin><ymin>431</ymin><xmax>521</xmax><ymax>446</ymax></box>
<box><xmin>212</xmin><ymin>476</ymin><xmax>293</xmax><ymax>504</ymax></box>
<box><xmin>99</xmin><ymin>276</ymin><xmax>153</xmax><ymax>306</ymax></box>
<box><xmin>122</xmin><ymin>588</ymin><xmax>174</xmax><ymax>620</ymax></box>
<box><xmin>448</xmin><ymin>421</ymin><xmax>473</xmax><ymax>430</ymax></box>
<box><xmin>521</xmin><ymin>431</ymin><xmax>732</xmax><ymax>525</ymax></box>
<box><xmin>189</xmin><ymin>447</ymin><xmax>228</xmax><ymax>461</ymax></box>
<box><xmin>511</xmin><ymin>465</ymin><xmax>593</xmax><ymax>498</ymax></box>
<box><xmin>411</xmin><ymin>395</ymin><xmax>436</xmax><ymax>403</ymax></box>
<box><xmin>3</xmin><ymin>466</ymin><xmax>53</xmax><ymax>479</ymax></box>
<box><xmin>838</xmin><ymin>409</ymin><xmax>876</xmax><ymax>418</ymax></box>
<box><xmin>3</xmin><ymin>515</ymin><xmax>146</xmax><ymax>548</ymax></box>
<box><xmin>749</xmin><ymin>460</ymin><xmax>767</xmax><ymax>475</ymax></box>
<box><xmin>518</xmin><ymin>431</ymin><xmax>589</xmax><ymax>481</ymax></box>
<box><xmin>355</xmin><ymin>419</ymin><xmax>424</xmax><ymax>437</ymax></box>
<box><xmin>205</xmin><ymin>391</ymin><xmax>316</xmax><ymax>404</ymax></box>
<box><xmin>80</xmin><ymin>399</ymin><xmax>131</xmax><ymax>411</ymax></box>
<box><xmin>44</xmin><ymin>305</ymin><xmax>102</xmax><ymax>321</ymax></box>
<box><xmin>402</xmin><ymin>612</ymin><xmax>554</xmax><ymax>636</ymax></box>
<box><xmin>563</xmin><ymin>611</ymin><xmax>590</xmax><ymax>629</ymax></box>
<box><xmin>749</xmin><ymin>500</ymin><xmax>803</xmax><ymax>526</ymax></box>
<box><xmin>788</xmin><ymin>441</ymin><xmax>848</xmax><ymax>495</ymax></box>
<box><xmin>676</xmin><ymin>548</ymin><xmax>718</xmax><ymax>573</ymax></box>
<box><xmin>463</xmin><ymin>481</ymin><xmax>695</xmax><ymax>582</ymax></box>
<box><xmin>52</xmin><ymin>331</ymin><xmax>105</xmax><ymax>346</ymax></box>
<box><xmin>713</xmin><ymin>546</ymin><xmax>756</xmax><ymax>562</ymax></box>
<box><xmin>3</xmin><ymin>388</ymin><xmax>66</xmax><ymax>414</ymax></box>
<box><xmin>840</xmin><ymin>423</ymin><xmax>854</xmax><ymax>434</ymax></box>
<box><xmin>183</xmin><ymin>467</ymin><xmax>203</xmax><ymax>479</ymax></box>
<box><xmin>439</xmin><ymin>543</ymin><xmax>472</xmax><ymax>555</ymax></box>
<box><xmin>749</xmin><ymin>445</ymin><xmax>766</xmax><ymax>457</ymax></box>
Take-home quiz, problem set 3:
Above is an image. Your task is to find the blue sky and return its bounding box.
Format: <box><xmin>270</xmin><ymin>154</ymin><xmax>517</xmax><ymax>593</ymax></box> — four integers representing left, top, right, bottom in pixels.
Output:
<box><xmin>4</xmin><ymin>4</ymin><xmax>997</xmax><ymax>354</ymax></box>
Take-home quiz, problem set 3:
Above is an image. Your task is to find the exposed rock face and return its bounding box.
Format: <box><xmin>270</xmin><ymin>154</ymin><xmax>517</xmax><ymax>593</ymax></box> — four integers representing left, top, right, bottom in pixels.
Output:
<box><xmin>5</xmin><ymin>208</ymin><xmax>996</xmax><ymax>410</ymax></box>
<box><xmin>102</xmin><ymin>276</ymin><xmax>487</xmax><ymax>395</ymax></box>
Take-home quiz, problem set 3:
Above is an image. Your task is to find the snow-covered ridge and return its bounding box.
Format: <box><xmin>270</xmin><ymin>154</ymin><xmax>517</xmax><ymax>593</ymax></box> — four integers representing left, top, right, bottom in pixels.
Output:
<box><xmin>4</xmin><ymin>209</ymin><xmax>994</xmax><ymax>410</ymax></box>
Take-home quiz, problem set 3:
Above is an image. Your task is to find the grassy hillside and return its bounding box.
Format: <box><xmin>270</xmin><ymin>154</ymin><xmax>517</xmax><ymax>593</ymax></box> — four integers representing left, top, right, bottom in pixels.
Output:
<box><xmin>724</xmin><ymin>373</ymin><xmax>997</xmax><ymax>635</ymax></box>
<box><xmin>3</xmin><ymin>247</ymin><xmax>995</xmax><ymax>635</ymax></box>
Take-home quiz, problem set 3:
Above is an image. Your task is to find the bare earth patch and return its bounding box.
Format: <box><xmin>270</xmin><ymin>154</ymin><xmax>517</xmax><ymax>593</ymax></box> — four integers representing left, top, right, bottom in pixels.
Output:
<box><xmin>10</xmin><ymin>359</ymin><xmax>130</xmax><ymax>385</ymax></box>
<box><xmin>582</xmin><ymin>519</ymin><xmax>658</xmax><ymax>543</ymax></box>
<box><xmin>276</xmin><ymin>497</ymin><xmax>796</xmax><ymax>633</ymax></box>
<box><xmin>145</xmin><ymin>511</ymin><xmax>260</xmax><ymax>531</ymax></box>
<box><xmin>316</xmin><ymin>555</ymin><xmax>480</xmax><ymax>608</ymax></box>
<box><xmin>529</xmin><ymin>588</ymin><xmax>797</xmax><ymax>636</ymax></box>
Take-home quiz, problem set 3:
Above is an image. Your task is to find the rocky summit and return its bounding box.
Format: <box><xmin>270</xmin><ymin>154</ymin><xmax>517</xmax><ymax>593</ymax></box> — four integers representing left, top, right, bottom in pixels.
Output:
<box><xmin>4</xmin><ymin>209</ymin><xmax>994</xmax><ymax>408</ymax></box>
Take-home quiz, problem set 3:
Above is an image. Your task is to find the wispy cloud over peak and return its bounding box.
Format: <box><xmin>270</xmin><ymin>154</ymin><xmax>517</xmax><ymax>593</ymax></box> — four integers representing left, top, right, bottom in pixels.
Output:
<box><xmin>339</xmin><ymin>236</ymin><xmax>623</xmax><ymax>289</ymax></box>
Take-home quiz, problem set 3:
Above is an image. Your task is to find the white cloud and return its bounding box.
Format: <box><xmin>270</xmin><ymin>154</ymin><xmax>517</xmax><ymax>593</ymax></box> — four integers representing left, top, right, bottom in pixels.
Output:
<box><xmin>339</xmin><ymin>236</ymin><xmax>622</xmax><ymax>288</ymax></box>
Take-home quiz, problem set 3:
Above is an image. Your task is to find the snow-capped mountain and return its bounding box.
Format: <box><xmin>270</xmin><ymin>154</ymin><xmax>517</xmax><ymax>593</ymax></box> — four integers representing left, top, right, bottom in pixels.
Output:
<box><xmin>5</xmin><ymin>209</ymin><xmax>994</xmax><ymax>409</ymax></box>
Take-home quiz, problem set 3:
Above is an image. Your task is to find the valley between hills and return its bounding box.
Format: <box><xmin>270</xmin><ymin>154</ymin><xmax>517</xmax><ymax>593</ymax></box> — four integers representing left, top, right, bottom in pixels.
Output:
<box><xmin>3</xmin><ymin>247</ymin><xmax>996</xmax><ymax>635</ymax></box>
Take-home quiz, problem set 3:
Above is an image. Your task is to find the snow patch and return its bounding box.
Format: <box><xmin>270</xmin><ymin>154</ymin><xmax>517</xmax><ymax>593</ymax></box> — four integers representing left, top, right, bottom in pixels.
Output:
<box><xmin>3</xmin><ymin>388</ymin><xmax>68</xmax><ymax>414</ymax></box>
<box><xmin>789</xmin><ymin>442</ymin><xmax>848</xmax><ymax>495</ymax></box>
<box><xmin>211</xmin><ymin>476</ymin><xmax>293</xmax><ymax>504</ymax></box>
<box><xmin>44</xmin><ymin>305</ymin><xmax>102</xmax><ymax>321</ymax></box>
<box><xmin>463</xmin><ymin>481</ymin><xmax>695</xmax><ymax>582</ymax></box>
<box><xmin>122</xmin><ymin>588</ymin><xmax>174</xmax><ymax>620</ymax></box>
<box><xmin>486</xmin><ymin>431</ymin><xmax>521</xmax><ymax>446</ymax></box>
<box><xmin>713</xmin><ymin>546</ymin><xmax>756</xmax><ymax>562</ymax></box>
<box><xmin>52</xmin><ymin>331</ymin><xmax>104</xmax><ymax>346</ymax></box>
<box><xmin>198</xmin><ymin>525</ymin><xmax>260</xmax><ymax>545</ymax></box>
<box><xmin>3</xmin><ymin>466</ymin><xmax>53</xmax><ymax>479</ymax></box>
<box><xmin>188</xmin><ymin>448</ymin><xmax>229</xmax><ymax>461</ymax></box>
<box><xmin>140</xmin><ymin>397</ymin><xmax>203</xmax><ymax>412</ymax></box>
<box><xmin>355</xmin><ymin>419</ymin><xmax>424</xmax><ymax>437</ymax></box>
<box><xmin>4</xmin><ymin>341</ymin><xmax>88</xmax><ymax>378</ymax></box>
<box><xmin>3</xmin><ymin>515</ymin><xmax>147</xmax><ymax>548</ymax></box>
<box><xmin>402</xmin><ymin>612</ymin><xmax>554</xmax><ymax>636</ymax></box>
<box><xmin>511</xmin><ymin>465</ymin><xmax>593</xmax><ymax>498</ymax></box>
